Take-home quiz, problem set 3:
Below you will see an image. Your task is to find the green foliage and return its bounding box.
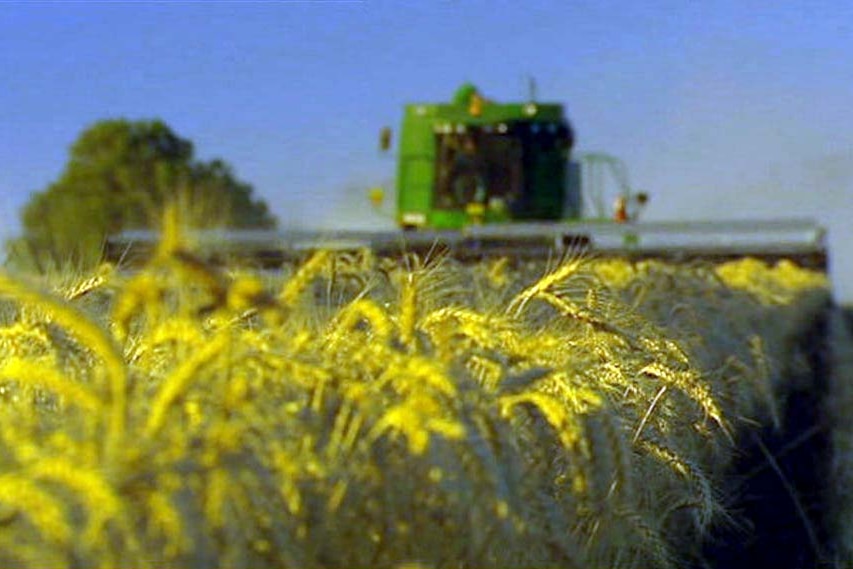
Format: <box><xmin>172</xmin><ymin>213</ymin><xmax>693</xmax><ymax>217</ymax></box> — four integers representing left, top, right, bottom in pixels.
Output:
<box><xmin>8</xmin><ymin>119</ymin><xmax>277</xmax><ymax>271</ymax></box>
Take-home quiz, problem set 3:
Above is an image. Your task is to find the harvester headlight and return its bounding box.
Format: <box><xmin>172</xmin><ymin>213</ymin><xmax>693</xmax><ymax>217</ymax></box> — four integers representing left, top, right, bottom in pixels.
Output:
<box><xmin>524</xmin><ymin>103</ymin><xmax>538</xmax><ymax>116</ymax></box>
<box><xmin>488</xmin><ymin>197</ymin><xmax>507</xmax><ymax>213</ymax></box>
<box><xmin>469</xmin><ymin>94</ymin><xmax>484</xmax><ymax>116</ymax></box>
<box><xmin>498</xmin><ymin>123</ymin><xmax>508</xmax><ymax>134</ymax></box>
<box><xmin>401</xmin><ymin>212</ymin><xmax>426</xmax><ymax>226</ymax></box>
<box><xmin>466</xmin><ymin>202</ymin><xmax>486</xmax><ymax>218</ymax></box>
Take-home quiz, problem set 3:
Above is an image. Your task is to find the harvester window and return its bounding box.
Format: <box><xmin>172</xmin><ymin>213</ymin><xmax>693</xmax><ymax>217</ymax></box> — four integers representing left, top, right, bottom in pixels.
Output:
<box><xmin>433</xmin><ymin>128</ymin><xmax>524</xmax><ymax>212</ymax></box>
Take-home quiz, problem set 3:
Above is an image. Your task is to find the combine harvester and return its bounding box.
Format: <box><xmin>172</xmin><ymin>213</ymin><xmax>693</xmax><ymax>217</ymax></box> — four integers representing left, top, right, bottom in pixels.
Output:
<box><xmin>109</xmin><ymin>83</ymin><xmax>827</xmax><ymax>271</ymax></box>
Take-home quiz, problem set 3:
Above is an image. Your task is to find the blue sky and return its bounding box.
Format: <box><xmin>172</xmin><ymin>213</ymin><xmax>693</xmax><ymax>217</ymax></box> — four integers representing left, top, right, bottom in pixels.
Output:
<box><xmin>1</xmin><ymin>1</ymin><xmax>852</xmax><ymax>299</ymax></box>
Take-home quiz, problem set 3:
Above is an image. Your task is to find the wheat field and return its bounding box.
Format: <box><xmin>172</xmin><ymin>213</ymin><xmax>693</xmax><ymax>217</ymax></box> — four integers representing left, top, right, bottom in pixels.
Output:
<box><xmin>0</xmin><ymin>216</ymin><xmax>837</xmax><ymax>568</ymax></box>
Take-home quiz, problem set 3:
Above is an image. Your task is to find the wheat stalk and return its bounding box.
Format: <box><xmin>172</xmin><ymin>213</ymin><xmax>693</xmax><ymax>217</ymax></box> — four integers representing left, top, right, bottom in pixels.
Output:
<box><xmin>0</xmin><ymin>358</ymin><xmax>103</xmax><ymax>414</ymax></box>
<box><xmin>0</xmin><ymin>273</ymin><xmax>126</xmax><ymax>468</ymax></box>
<box><xmin>144</xmin><ymin>330</ymin><xmax>231</xmax><ymax>438</ymax></box>
<box><xmin>279</xmin><ymin>250</ymin><xmax>331</xmax><ymax>308</ymax></box>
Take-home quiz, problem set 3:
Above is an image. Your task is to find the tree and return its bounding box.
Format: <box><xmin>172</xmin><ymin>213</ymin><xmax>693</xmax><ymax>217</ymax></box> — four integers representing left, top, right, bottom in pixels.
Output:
<box><xmin>8</xmin><ymin>119</ymin><xmax>277</xmax><ymax>270</ymax></box>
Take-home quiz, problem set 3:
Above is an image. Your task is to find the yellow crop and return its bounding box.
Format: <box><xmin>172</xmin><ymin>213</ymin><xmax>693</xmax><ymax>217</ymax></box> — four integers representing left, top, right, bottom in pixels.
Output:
<box><xmin>0</xmin><ymin>229</ymin><xmax>831</xmax><ymax>568</ymax></box>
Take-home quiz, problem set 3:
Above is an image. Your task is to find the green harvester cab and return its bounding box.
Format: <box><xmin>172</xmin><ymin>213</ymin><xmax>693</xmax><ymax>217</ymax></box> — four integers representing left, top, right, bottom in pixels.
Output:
<box><xmin>392</xmin><ymin>83</ymin><xmax>578</xmax><ymax>230</ymax></box>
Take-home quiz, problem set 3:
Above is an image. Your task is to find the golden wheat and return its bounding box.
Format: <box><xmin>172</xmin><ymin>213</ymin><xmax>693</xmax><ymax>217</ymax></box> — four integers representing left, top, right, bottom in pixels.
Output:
<box><xmin>0</xmin><ymin>222</ymin><xmax>831</xmax><ymax>569</ymax></box>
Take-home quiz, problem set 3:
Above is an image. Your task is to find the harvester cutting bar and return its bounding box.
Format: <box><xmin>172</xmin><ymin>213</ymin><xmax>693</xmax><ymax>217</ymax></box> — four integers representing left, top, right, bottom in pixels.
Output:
<box><xmin>107</xmin><ymin>218</ymin><xmax>827</xmax><ymax>270</ymax></box>
<box><xmin>575</xmin><ymin>218</ymin><xmax>827</xmax><ymax>267</ymax></box>
<box><xmin>463</xmin><ymin>218</ymin><xmax>827</xmax><ymax>268</ymax></box>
